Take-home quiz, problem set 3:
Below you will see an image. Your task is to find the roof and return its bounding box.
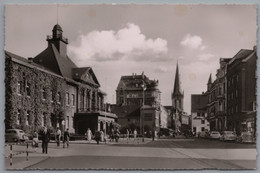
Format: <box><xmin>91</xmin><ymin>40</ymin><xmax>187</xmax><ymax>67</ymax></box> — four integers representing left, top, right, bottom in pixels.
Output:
<box><xmin>53</xmin><ymin>24</ymin><xmax>63</xmax><ymax>32</ymax></box>
<box><xmin>191</xmin><ymin>94</ymin><xmax>208</xmax><ymax>112</ymax></box>
<box><xmin>33</xmin><ymin>43</ymin><xmax>77</xmax><ymax>78</ymax></box>
<box><xmin>116</xmin><ymin>73</ymin><xmax>159</xmax><ymax>91</ymax></box>
<box><xmin>110</xmin><ymin>105</ymin><xmax>140</xmax><ymax>118</ymax></box>
<box><xmin>228</xmin><ymin>49</ymin><xmax>254</xmax><ymax>65</ymax></box>
<box><xmin>72</xmin><ymin>67</ymin><xmax>100</xmax><ymax>87</ymax></box>
<box><xmin>172</xmin><ymin>63</ymin><xmax>183</xmax><ymax>96</ymax></box>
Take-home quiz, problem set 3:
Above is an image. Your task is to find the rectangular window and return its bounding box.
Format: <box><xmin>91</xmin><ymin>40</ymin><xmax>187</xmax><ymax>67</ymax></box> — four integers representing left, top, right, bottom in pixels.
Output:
<box><xmin>201</xmin><ymin>120</ymin><xmax>205</xmax><ymax>124</ymax></box>
<box><xmin>57</xmin><ymin>92</ymin><xmax>61</xmax><ymax>104</ymax></box>
<box><xmin>72</xmin><ymin>94</ymin><xmax>75</xmax><ymax>106</ymax></box>
<box><xmin>66</xmin><ymin>92</ymin><xmax>70</xmax><ymax>105</ymax></box>
<box><xmin>17</xmin><ymin>81</ymin><xmax>22</xmax><ymax>95</ymax></box>
<box><xmin>201</xmin><ymin>127</ymin><xmax>205</xmax><ymax>131</ymax></box>
<box><xmin>235</xmin><ymin>105</ymin><xmax>238</xmax><ymax>112</ymax></box>
<box><xmin>17</xmin><ymin>110</ymin><xmax>21</xmax><ymax>125</ymax></box>
<box><xmin>235</xmin><ymin>90</ymin><xmax>238</xmax><ymax>98</ymax></box>
<box><xmin>66</xmin><ymin>116</ymin><xmax>69</xmax><ymax>129</ymax></box>
<box><xmin>26</xmin><ymin>81</ymin><xmax>30</xmax><ymax>96</ymax></box>
<box><xmin>42</xmin><ymin>88</ymin><xmax>47</xmax><ymax>100</ymax></box>
<box><xmin>26</xmin><ymin>111</ymin><xmax>30</xmax><ymax>126</ymax></box>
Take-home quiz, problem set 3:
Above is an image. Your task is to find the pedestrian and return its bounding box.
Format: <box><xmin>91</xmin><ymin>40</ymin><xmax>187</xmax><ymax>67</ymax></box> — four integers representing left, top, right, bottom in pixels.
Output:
<box><xmin>133</xmin><ymin>129</ymin><xmax>137</xmax><ymax>140</ymax></box>
<box><xmin>32</xmin><ymin>130</ymin><xmax>38</xmax><ymax>151</ymax></box>
<box><xmin>94</xmin><ymin>131</ymin><xmax>101</xmax><ymax>144</ymax></box>
<box><xmin>126</xmin><ymin>129</ymin><xmax>129</xmax><ymax>140</ymax></box>
<box><xmin>85</xmin><ymin>128</ymin><xmax>92</xmax><ymax>143</ymax></box>
<box><xmin>41</xmin><ymin>126</ymin><xmax>50</xmax><ymax>154</ymax></box>
<box><xmin>100</xmin><ymin>130</ymin><xmax>104</xmax><ymax>142</ymax></box>
<box><xmin>56</xmin><ymin>127</ymin><xmax>61</xmax><ymax>147</ymax></box>
<box><xmin>63</xmin><ymin>128</ymin><xmax>70</xmax><ymax>148</ymax></box>
<box><xmin>115</xmin><ymin>128</ymin><xmax>120</xmax><ymax>142</ymax></box>
<box><xmin>110</xmin><ymin>129</ymin><xmax>115</xmax><ymax>142</ymax></box>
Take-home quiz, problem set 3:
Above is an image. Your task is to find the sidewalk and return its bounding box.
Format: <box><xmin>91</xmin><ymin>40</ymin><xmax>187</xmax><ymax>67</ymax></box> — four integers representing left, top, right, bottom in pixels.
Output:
<box><xmin>5</xmin><ymin>137</ymin><xmax>153</xmax><ymax>170</ymax></box>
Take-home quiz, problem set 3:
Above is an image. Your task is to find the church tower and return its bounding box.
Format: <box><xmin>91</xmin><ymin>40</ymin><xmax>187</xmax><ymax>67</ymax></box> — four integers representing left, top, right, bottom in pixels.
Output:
<box><xmin>172</xmin><ymin>63</ymin><xmax>184</xmax><ymax>111</ymax></box>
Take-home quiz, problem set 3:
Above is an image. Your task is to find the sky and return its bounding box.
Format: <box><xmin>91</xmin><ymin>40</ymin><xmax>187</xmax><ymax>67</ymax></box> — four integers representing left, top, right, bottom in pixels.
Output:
<box><xmin>5</xmin><ymin>4</ymin><xmax>257</xmax><ymax>114</ymax></box>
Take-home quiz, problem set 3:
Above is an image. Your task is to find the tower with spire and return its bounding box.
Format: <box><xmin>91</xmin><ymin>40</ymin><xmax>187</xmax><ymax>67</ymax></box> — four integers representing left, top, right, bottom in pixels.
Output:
<box><xmin>172</xmin><ymin>63</ymin><xmax>184</xmax><ymax>111</ymax></box>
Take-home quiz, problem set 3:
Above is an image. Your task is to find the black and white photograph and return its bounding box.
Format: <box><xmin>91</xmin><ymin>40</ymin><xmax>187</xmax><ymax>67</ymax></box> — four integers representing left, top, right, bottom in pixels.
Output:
<box><xmin>4</xmin><ymin>4</ymin><xmax>257</xmax><ymax>170</ymax></box>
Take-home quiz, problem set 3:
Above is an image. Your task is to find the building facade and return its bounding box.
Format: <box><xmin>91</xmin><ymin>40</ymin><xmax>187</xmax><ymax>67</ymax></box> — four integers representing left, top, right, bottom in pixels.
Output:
<box><xmin>191</xmin><ymin>94</ymin><xmax>210</xmax><ymax>135</ymax></box>
<box><xmin>113</xmin><ymin>73</ymin><xmax>162</xmax><ymax>134</ymax></box>
<box><xmin>5</xmin><ymin>24</ymin><xmax>117</xmax><ymax>135</ymax></box>
<box><xmin>226</xmin><ymin>48</ymin><xmax>257</xmax><ymax>135</ymax></box>
<box><xmin>206</xmin><ymin>58</ymin><xmax>231</xmax><ymax>131</ymax></box>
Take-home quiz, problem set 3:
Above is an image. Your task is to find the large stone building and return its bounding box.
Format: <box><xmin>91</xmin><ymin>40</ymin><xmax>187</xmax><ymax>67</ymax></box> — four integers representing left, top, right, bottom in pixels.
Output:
<box><xmin>198</xmin><ymin>47</ymin><xmax>257</xmax><ymax>135</ymax></box>
<box><xmin>112</xmin><ymin>73</ymin><xmax>162</xmax><ymax>134</ymax></box>
<box><xmin>5</xmin><ymin>24</ymin><xmax>117</xmax><ymax>135</ymax></box>
<box><xmin>226</xmin><ymin>47</ymin><xmax>257</xmax><ymax>135</ymax></box>
<box><xmin>206</xmin><ymin>58</ymin><xmax>231</xmax><ymax>131</ymax></box>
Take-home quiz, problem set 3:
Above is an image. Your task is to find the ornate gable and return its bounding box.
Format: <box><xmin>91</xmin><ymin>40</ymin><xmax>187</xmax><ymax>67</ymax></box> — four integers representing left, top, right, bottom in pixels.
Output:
<box><xmin>73</xmin><ymin>67</ymin><xmax>100</xmax><ymax>87</ymax></box>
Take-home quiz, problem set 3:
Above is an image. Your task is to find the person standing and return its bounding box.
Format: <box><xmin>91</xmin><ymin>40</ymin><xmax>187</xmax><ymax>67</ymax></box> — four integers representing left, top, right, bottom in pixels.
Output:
<box><xmin>86</xmin><ymin>128</ymin><xmax>92</xmax><ymax>143</ymax></box>
<box><xmin>133</xmin><ymin>129</ymin><xmax>137</xmax><ymax>140</ymax></box>
<box><xmin>56</xmin><ymin>127</ymin><xmax>61</xmax><ymax>147</ymax></box>
<box><xmin>41</xmin><ymin>126</ymin><xmax>50</xmax><ymax>154</ymax></box>
<box><xmin>32</xmin><ymin>130</ymin><xmax>38</xmax><ymax>151</ymax></box>
<box><xmin>63</xmin><ymin>128</ymin><xmax>70</xmax><ymax>148</ymax></box>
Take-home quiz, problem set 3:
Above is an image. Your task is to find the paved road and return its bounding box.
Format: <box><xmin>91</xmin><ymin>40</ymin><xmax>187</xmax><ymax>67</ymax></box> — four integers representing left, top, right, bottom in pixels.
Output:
<box><xmin>6</xmin><ymin>138</ymin><xmax>256</xmax><ymax>170</ymax></box>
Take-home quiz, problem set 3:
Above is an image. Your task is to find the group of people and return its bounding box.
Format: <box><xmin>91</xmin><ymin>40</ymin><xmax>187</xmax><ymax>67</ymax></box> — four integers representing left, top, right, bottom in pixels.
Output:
<box><xmin>32</xmin><ymin>126</ymin><xmax>70</xmax><ymax>154</ymax></box>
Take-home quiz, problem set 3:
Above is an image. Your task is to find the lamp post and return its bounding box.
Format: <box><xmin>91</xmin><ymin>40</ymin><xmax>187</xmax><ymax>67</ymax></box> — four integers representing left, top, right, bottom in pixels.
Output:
<box><xmin>141</xmin><ymin>81</ymin><xmax>146</xmax><ymax>142</ymax></box>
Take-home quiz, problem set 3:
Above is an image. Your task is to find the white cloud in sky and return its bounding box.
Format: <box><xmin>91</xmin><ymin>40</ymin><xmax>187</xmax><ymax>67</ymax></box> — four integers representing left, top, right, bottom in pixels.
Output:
<box><xmin>198</xmin><ymin>53</ymin><xmax>216</xmax><ymax>61</ymax></box>
<box><xmin>180</xmin><ymin>34</ymin><xmax>206</xmax><ymax>50</ymax></box>
<box><xmin>68</xmin><ymin>23</ymin><xmax>168</xmax><ymax>62</ymax></box>
<box><xmin>154</xmin><ymin>66</ymin><xmax>168</xmax><ymax>73</ymax></box>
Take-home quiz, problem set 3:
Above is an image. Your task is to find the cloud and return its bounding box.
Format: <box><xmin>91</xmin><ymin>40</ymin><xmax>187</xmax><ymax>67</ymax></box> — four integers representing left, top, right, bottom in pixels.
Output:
<box><xmin>180</xmin><ymin>34</ymin><xmax>206</xmax><ymax>50</ymax></box>
<box><xmin>198</xmin><ymin>53</ymin><xmax>216</xmax><ymax>61</ymax></box>
<box><xmin>154</xmin><ymin>66</ymin><xmax>168</xmax><ymax>73</ymax></box>
<box><xmin>68</xmin><ymin>23</ymin><xmax>168</xmax><ymax>62</ymax></box>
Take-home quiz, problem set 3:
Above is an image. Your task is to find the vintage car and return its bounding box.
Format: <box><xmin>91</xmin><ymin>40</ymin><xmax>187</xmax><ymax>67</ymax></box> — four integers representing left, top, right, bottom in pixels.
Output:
<box><xmin>5</xmin><ymin>129</ymin><xmax>29</xmax><ymax>142</ymax></box>
<box><xmin>236</xmin><ymin>132</ymin><xmax>255</xmax><ymax>143</ymax></box>
<box><xmin>219</xmin><ymin>131</ymin><xmax>237</xmax><ymax>141</ymax></box>
<box><xmin>209</xmin><ymin>131</ymin><xmax>221</xmax><ymax>140</ymax></box>
<box><xmin>198</xmin><ymin>131</ymin><xmax>209</xmax><ymax>138</ymax></box>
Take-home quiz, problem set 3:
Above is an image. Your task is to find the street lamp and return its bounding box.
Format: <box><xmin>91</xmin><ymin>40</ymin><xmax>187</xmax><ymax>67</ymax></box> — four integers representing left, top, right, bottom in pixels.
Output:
<box><xmin>141</xmin><ymin>81</ymin><xmax>146</xmax><ymax>142</ymax></box>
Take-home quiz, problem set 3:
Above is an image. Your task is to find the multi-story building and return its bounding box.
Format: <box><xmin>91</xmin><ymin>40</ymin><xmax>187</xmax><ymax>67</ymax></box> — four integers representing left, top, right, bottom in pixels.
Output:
<box><xmin>206</xmin><ymin>58</ymin><xmax>231</xmax><ymax>131</ymax></box>
<box><xmin>226</xmin><ymin>47</ymin><xmax>257</xmax><ymax>135</ymax></box>
<box><xmin>191</xmin><ymin>93</ymin><xmax>210</xmax><ymax>135</ymax></box>
<box><xmin>113</xmin><ymin>73</ymin><xmax>162</xmax><ymax>134</ymax></box>
<box><xmin>5</xmin><ymin>24</ymin><xmax>117</xmax><ymax>135</ymax></box>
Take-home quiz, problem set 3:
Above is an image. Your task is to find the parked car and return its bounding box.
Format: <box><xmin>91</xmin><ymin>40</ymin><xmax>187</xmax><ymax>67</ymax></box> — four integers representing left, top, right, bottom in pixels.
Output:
<box><xmin>236</xmin><ymin>132</ymin><xmax>255</xmax><ymax>143</ymax></box>
<box><xmin>5</xmin><ymin>129</ymin><xmax>29</xmax><ymax>142</ymax></box>
<box><xmin>209</xmin><ymin>131</ymin><xmax>221</xmax><ymax>140</ymax></box>
<box><xmin>219</xmin><ymin>131</ymin><xmax>237</xmax><ymax>141</ymax></box>
<box><xmin>198</xmin><ymin>131</ymin><xmax>209</xmax><ymax>138</ymax></box>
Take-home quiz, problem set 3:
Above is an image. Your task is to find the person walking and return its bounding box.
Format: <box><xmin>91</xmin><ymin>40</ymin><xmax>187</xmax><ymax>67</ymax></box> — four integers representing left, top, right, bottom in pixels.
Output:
<box><xmin>63</xmin><ymin>128</ymin><xmax>70</xmax><ymax>148</ymax></box>
<box><xmin>133</xmin><ymin>129</ymin><xmax>137</xmax><ymax>140</ymax></box>
<box><xmin>86</xmin><ymin>128</ymin><xmax>92</xmax><ymax>143</ymax></box>
<box><xmin>126</xmin><ymin>129</ymin><xmax>129</xmax><ymax>141</ymax></box>
<box><xmin>56</xmin><ymin>127</ymin><xmax>61</xmax><ymax>147</ymax></box>
<box><xmin>41</xmin><ymin>126</ymin><xmax>50</xmax><ymax>154</ymax></box>
<box><xmin>100</xmin><ymin>130</ymin><xmax>104</xmax><ymax>142</ymax></box>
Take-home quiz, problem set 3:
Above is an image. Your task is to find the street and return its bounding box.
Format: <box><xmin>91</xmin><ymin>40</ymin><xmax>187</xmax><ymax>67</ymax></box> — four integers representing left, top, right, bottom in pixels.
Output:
<box><xmin>5</xmin><ymin>137</ymin><xmax>256</xmax><ymax>170</ymax></box>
